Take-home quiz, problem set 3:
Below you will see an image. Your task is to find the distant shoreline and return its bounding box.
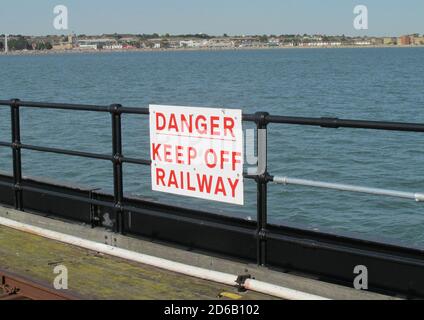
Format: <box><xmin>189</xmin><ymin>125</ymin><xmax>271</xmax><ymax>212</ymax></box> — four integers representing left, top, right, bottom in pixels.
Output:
<box><xmin>1</xmin><ymin>44</ymin><xmax>423</xmax><ymax>57</ymax></box>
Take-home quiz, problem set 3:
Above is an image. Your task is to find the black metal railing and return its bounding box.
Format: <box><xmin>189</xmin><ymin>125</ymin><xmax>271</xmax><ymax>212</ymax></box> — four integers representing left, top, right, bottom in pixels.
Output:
<box><xmin>1</xmin><ymin>99</ymin><xmax>424</xmax><ymax>269</ymax></box>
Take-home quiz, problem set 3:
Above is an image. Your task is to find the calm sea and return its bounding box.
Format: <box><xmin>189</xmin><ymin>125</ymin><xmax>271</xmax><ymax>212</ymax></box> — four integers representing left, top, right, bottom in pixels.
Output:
<box><xmin>1</xmin><ymin>48</ymin><xmax>424</xmax><ymax>247</ymax></box>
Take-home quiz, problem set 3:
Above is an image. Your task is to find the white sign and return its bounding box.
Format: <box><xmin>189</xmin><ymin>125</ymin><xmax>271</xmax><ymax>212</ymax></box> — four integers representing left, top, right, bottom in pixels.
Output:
<box><xmin>150</xmin><ymin>105</ymin><xmax>244</xmax><ymax>205</ymax></box>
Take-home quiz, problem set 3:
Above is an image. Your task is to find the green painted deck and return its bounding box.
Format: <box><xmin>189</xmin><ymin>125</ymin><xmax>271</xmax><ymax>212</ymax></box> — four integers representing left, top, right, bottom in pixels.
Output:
<box><xmin>0</xmin><ymin>225</ymin><xmax>277</xmax><ymax>300</ymax></box>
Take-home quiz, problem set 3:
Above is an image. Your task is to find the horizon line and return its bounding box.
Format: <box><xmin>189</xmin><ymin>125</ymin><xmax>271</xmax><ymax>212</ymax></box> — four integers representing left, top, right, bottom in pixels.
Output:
<box><xmin>1</xmin><ymin>32</ymin><xmax>421</xmax><ymax>38</ymax></box>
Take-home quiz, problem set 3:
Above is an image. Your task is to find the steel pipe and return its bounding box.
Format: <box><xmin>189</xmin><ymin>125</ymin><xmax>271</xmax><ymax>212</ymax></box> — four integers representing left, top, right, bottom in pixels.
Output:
<box><xmin>273</xmin><ymin>176</ymin><xmax>424</xmax><ymax>202</ymax></box>
<box><xmin>265</xmin><ymin>115</ymin><xmax>424</xmax><ymax>132</ymax></box>
<box><xmin>21</xmin><ymin>144</ymin><xmax>113</xmax><ymax>161</ymax></box>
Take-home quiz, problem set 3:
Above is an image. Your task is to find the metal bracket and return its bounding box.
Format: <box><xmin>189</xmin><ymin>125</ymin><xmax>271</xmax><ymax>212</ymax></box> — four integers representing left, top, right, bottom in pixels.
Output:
<box><xmin>235</xmin><ymin>274</ymin><xmax>252</xmax><ymax>292</ymax></box>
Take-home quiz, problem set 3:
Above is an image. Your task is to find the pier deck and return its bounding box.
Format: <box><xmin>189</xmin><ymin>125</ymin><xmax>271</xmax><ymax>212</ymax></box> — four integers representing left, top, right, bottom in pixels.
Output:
<box><xmin>0</xmin><ymin>224</ymin><xmax>275</xmax><ymax>300</ymax></box>
<box><xmin>0</xmin><ymin>205</ymin><xmax>399</xmax><ymax>300</ymax></box>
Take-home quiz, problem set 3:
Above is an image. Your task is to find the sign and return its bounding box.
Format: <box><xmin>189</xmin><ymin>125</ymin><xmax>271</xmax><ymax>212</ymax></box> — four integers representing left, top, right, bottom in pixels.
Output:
<box><xmin>149</xmin><ymin>105</ymin><xmax>244</xmax><ymax>205</ymax></box>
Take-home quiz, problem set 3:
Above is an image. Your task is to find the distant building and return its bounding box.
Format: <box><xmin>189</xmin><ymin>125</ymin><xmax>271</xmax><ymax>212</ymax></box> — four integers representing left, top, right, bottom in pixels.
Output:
<box><xmin>398</xmin><ymin>35</ymin><xmax>411</xmax><ymax>46</ymax></box>
<box><xmin>267</xmin><ymin>38</ymin><xmax>280</xmax><ymax>46</ymax></box>
<box><xmin>103</xmin><ymin>44</ymin><xmax>123</xmax><ymax>50</ymax></box>
<box><xmin>52</xmin><ymin>34</ymin><xmax>75</xmax><ymax>50</ymax></box>
<box><xmin>179</xmin><ymin>40</ymin><xmax>203</xmax><ymax>48</ymax></box>
<box><xmin>354</xmin><ymin>41</ymin><xmax>371</xmax><ymax>46</ymax></box>
<box><xmin>230</xmin><ymin>36</ymin><xmax>260</xmax><ymax>48</ymax></box>
<box><xmin>302</xmin><ymin>41</ymin><xmax>341</xmax><ymax>47</ymax></box>
<box><xmin>52</xmin><ymin>43</ymin><xmax>73</xmax><ymax>50</ymax></box>
<box><xmin>412</xmin><ymin>36</ymin><xmax>424</xmax><ymax>45</ymax></box>
<box><xmin>383</xmin><ymin>37</ymin><xmax>396</xmax><ymax>45</ymax></box>
<box><xmin>119</xmin><ymin>37</ymin><xmax>139</xmax><ymax>43</ymax></box>
<box><xmin>77</xmin><ymin>38</ymin><xmax>118</xmax><ymax>50</ymax></box>
<box><xmin>78</xmin><ymin>43</ymin><xmax>98</xmax><ymax>50</ymax></box>
<box><xmin>371</xmin><ymin>38</ymin><xmax>384</xmax><ymax>45</ymax></box>
<box><xmin>205</xmin><ymin>38</ymin><xmax>234</xmax><ymax>48</ymax></box>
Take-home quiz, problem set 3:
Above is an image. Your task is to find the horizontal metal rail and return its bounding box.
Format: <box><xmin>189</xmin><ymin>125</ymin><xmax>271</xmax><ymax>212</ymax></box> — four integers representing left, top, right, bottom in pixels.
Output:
<box><xmin>245</xmin><ymin>115</ymin><xmax>424</xmax><ymax>132</ymax></box>
<box><xmin>274</xmin><ymin>176</ymin><xmax>424</xmax><ymax>202</ymax></box>
<box><xmin>0</xmin><ymin>100</ymin><xmax>150</xmax><ymax>114</ymax></box>
<box><xmin>122</xmin><ymin>157</ymin><xmax>152</xmax><ymax>166</ymax></box>
<box><xmin>21</xmin><ymin>144</ymin><xmax>113</xmax><ymax>161</ymax></box>
<box><xmin>0</xmin><ymin>100</ymin><xmax>109</xmax><ymax>112</ymax></box>
<box><xmin>1</xmin><ymin>99</ymin><xmax>424</xmax><ymax>132</ymax></box>
<box><xmin>0</xmin><ymin>143</ymin><xmax>151</xmax><ymax>165</ymax></box>
<box><xmin>0</xmin><ymin>180</ymin><xmax>13</xmax><ymax>188</ymax></box>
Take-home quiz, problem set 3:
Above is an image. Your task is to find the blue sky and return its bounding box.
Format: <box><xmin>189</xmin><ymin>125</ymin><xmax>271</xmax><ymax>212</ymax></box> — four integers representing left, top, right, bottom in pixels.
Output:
<box><xmin>0</xmin><ymin>0</ymin><xmax>423</xmax><ymax>36</ymax></box>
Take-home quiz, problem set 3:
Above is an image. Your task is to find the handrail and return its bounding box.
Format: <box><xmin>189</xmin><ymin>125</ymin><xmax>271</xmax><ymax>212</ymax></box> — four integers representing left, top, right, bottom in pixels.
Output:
<box><xmin>273</xmin><ymin>176</ymin><xmax>424</xmax><ymax>202</ymax></box>
<box><xmin>1</xmin><ymin>99</ymin><xmax>423</xmax><ymax>267</ymax></box>
<box><xmin>2</xmin><ymin>99</ymin><xmax>424</xmax><ymax>132</ymax></box>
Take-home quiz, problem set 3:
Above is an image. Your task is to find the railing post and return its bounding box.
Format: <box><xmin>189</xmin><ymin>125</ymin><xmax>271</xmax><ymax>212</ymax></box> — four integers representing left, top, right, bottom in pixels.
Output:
<box><xmin>255</xmin><ymin>112</ymin><xmax>269</xmax><ymax>267</ymax></box>
<box><xmin>110</xmin><ymin>104</ymin><xmax>124</xmax><ymax>234</ymax></box>
<box><xmin>10</xmin><ymin>99</ymin><xmax>23</xmax><ymax>211</ymax></box>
